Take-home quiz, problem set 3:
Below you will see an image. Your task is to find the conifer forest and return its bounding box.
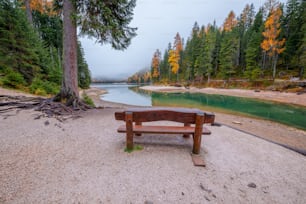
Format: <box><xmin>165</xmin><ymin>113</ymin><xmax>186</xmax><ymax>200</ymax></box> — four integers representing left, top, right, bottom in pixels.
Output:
<box><xmin>128</xmin><ymin>0</ymin><xmax>305</xmax><ymax>87</ymax></box>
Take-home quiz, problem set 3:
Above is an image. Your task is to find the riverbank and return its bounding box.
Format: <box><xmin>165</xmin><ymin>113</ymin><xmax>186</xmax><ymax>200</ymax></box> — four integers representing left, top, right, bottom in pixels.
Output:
<box><xmin>93</xmin><ymin>85</ymin><xmax>305</xmax><ymax>152</ymax></box>
<box><xmin>140</xmin><ymin>85</ymin><xmax>306</xmax><ymax>107</ymax></box>
<box><xmin>1</xmin><ymin>87</ymin><xmax>306</xmax><ymax>203</ymax></box>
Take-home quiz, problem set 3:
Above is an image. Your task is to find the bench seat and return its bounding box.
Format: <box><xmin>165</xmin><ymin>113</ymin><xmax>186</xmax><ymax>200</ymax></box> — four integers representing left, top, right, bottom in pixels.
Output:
<box><xmin>117</xmin><ymin>125</ymin><xmax>211</xmax><ymax>135</ymax></box>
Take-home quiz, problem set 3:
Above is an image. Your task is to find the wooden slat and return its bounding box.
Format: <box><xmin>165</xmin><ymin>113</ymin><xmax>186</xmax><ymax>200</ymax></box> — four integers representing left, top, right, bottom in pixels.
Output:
<box><xmin>115</xmin><ymin>108</ymin><xmax>215</xmax><ymax>124</ymax></box>
<box><xmin>117</xmin><ymin>125</ymin><xmax>211</xmax><ymax>135</ymax></box>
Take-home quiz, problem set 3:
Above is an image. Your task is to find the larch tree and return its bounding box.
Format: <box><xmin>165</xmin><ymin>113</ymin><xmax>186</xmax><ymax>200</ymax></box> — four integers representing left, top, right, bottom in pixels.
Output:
<box><xmin>223</xmin><ymin>10</ymin><xmax>238</xmax><ymax>32</ymax></box>
<box><xmin>151</xmin><ymin>49</ymin><xmax>161</xmax><ymax>79</ymax></box>
<box><xmin>56</xmin><ymin>0</ymin><xmax>137</xmax><ymax>107</ymax></box>
<box><xmin>174</xmin><ymin>32</ymin><xmax>183</xmax><ymax>53</ymax></box>
<box><xmin>261</xmin><ymin>6</ymin><xmax>285</xmax><ymax>79</ymax></box>
<box><xmin>168</xmin><ymin>49</ymin><xmax>179</xmax><ymax>76</ymax></box>
<box><xmin>173</xmin><ymin>32</ymin><xmax>183</xmax><ymax>80</ymax></box>
<box><xmin>21</xmin><ymin>0</ymin><xmax>56</xmax><ymax>24</ymax></box>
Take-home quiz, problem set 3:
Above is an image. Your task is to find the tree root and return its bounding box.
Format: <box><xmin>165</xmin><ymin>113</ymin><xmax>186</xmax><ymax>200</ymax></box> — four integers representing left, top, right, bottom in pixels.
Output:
<box><xmin>0</xmin><ymin>95</ymin><xmax>92</xmax><ymax>121</ymax></box>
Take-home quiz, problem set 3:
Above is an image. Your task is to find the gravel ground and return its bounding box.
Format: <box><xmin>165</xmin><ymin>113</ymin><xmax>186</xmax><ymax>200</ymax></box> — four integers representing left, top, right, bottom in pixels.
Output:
<box><xmin>0</xmin><ymin>87</ymin><xmax>306</xmax><ymax>203</ymax></box>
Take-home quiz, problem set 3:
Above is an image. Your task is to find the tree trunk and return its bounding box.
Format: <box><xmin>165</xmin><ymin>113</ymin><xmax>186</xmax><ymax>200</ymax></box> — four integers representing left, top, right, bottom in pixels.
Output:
<box><xmin>272</xmin><ymin>54</ymin><xmax>278</xmax><ymax>80</ymax></box>
<box><xmin>24</xmin><ymin>0</ymin><xmax>33</xmax><ymax>25</ymax></box>
<box><xmin>57</xmin><ymin>0</ymin><xmax>79</xmax><ymax>104</ymax></box>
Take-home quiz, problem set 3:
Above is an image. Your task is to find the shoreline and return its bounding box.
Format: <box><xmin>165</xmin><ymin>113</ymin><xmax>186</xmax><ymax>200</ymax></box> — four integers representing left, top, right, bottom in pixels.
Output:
<box><xmin>84</xmin><ymin>86</ymin><xmax>306</xmax><ymax>152</ymax></box>
<box><xmin>140</xmin><ymin>85</ymin><xmax>306</xmax><ymax>107</ymax></box>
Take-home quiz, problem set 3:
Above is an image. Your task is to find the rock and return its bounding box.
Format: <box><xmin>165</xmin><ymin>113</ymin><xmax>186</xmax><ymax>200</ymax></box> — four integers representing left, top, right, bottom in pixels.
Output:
<box><xmin>248</xmin><ymin>182</ymin><xmax>257</xmax><ymax>188</ymax></box>
<box><xmin>232</xmin><ymin>121</ymin><xmax>242</xmax><ymax>125</ymax></box>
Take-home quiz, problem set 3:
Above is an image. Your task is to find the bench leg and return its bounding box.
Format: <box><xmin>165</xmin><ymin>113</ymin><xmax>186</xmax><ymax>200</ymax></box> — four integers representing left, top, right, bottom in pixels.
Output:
<box><xmin>135</xmin><ymin>122</ymin><xmax>142</xmax><ymax>136</ymax></box>
<box><xmin>183</xmin><ymin>123</ymin><xmax>191</xmax><ymax>138</ymax></box>
<box><xmin>126</xmin><ymin>112</ymin><xmax>134</xmax><ymax>150</ymax></box>
<box><xmin>192</xmin><ymin>113</ymin><xmax>204</xmax><ymax>154</ymax></box>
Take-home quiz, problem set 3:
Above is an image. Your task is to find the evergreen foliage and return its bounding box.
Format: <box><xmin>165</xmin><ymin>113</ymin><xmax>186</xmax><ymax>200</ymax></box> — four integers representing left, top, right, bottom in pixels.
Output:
<box><xmin>0</xmin><ymin>0</ymin><xmax>91</xmax><ymax>95</ymax></box>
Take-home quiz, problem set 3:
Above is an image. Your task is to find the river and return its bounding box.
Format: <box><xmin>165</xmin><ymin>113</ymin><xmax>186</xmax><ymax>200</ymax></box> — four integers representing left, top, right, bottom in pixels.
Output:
<box><xmin>91</xmin><ymin>83</ymin><xmax>306</xmax><ymax>130</ymax></box>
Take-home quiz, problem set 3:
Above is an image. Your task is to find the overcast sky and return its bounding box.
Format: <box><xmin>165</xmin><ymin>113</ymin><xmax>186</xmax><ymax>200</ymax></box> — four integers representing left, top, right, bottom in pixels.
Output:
<box><xmin>80</xmin><ymin>0</ymin><xmax>286</xmax><ymax>80</ymax></box>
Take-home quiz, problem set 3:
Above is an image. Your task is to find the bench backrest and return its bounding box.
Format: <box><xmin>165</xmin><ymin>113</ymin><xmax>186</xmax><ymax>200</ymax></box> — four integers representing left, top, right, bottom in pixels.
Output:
<box><xmin>115</xmin><ymin>108</ymin><xmax>215</xmax><ymax>124</ymax></box>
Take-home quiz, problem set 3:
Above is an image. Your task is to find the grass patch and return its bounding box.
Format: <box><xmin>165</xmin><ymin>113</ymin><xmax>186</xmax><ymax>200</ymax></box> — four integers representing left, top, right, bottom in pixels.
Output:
<box><xmin>82</xmin><ymin>92</ymin><xmax>95</xmax><ymax>107</ymax></box>
<box><xmin>124</xmin><ymin>145</ymin><xmax>144</xmax><ymax>153</ymax></box>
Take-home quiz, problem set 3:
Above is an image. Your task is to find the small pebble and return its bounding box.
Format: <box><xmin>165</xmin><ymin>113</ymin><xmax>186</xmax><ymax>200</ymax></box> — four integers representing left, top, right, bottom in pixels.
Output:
<box><xmin>248</xmin><ymin>182</ymin><xmax>257</xmax><ymax>188</ymax></box>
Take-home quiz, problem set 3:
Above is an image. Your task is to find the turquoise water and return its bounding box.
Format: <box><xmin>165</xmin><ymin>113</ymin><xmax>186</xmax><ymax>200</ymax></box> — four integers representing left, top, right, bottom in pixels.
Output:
<box><xmin>93</xmin><ymin>83</ymin><xmax>306</xmax><ymax>130</ymax></box>
<box><xmin>91</xmin><ymin>83</ymin><xmax>151</xmax><ymax>106</ymax></box>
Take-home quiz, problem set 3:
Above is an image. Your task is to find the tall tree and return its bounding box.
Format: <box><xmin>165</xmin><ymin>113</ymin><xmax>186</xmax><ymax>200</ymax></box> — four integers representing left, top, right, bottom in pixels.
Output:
<box><xmin>151</xmin><ymin>49</ymin><xmax>161</xmax><ymax>79</ymax></box>
<box><xmin>238</xmin><ymin>4</ymin><xmax>255</xmax><ymax>71</ymax></box>
<box><xmin>219</xmin><ymin>11</ymin><xmax>239</xmax><ymax>79</ymax></box>
<box><xmin>261</xmin><ymin>6</ymin><xmax>286</xmax><ymax>79</ymax></box>
<box><xmin>168</xmin><ymin>49</ymin><xmax>179</xmax><ymax>76</ymax></box>
<box><xmin>223</xmin><ymin>10</ymin><xmax>238</xmax><ymax>32</ymax></box>
<box><xmin>56</xmin><ymin>0</ymin><xmax>137</xmax><ymax>106</ymax></box>
<box><xmin>282</xmin><ymin>0</ymin><xmax>303</xmax><ymax>70</ymax></box>
<box><xmin>245</xmin><ymin>8</ymin><xmax>264</xmax><ymax>80</ymax></box>
<box><xmin>297</xmin><ymin>0</ymin><xmax>306</xmax><ymax>78</ymax></box>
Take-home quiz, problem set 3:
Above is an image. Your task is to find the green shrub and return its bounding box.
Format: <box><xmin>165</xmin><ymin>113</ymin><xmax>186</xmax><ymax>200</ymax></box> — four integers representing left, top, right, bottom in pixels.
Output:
<box><xmin>1</xmin><ymin>71</ymin><xmax>26</xmax><ymax>88</ymax></box>
<box><xmin>82</xmin><ymin>93</ymin><xmax>95</xmax><ymax>107</ymax></box>
<box><xmin>30</xmin><ymin>77</ymin><xmax>59</xmax><ymax>95</ymax></box>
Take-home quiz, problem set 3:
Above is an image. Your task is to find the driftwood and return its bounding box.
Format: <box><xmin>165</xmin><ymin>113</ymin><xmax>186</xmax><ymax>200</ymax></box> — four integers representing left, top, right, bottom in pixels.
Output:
<box><xmin>0</xmin><ymin>95</ymin><xmax>91</xmax><ymax>121</ymax></box>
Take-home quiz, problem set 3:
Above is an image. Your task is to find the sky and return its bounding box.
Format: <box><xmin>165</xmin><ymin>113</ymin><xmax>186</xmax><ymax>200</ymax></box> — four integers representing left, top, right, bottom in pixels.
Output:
<box><xmin>80</xmin><ymin>0</ymin><xmax>286</xmax><ymax>80</ymax></box>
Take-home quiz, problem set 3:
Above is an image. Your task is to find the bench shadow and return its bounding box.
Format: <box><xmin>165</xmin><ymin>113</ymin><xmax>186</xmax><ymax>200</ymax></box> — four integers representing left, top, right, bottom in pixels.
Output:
<box><xmin>133</xmin><ymin>133</ymin><xmax>193</xmax><ymax>150</ymax></box>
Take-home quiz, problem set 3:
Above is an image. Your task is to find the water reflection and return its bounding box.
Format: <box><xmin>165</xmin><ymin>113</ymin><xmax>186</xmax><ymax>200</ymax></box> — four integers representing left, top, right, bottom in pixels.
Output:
<box><xmin>91</xmin><ymin>83</ymin><xmax>152</xmax><ymax>106</ymax></box>
<box><xmin>151</xmin><ymin>92</ymin><xmax>306</xmax><ymax>130</ymax></box>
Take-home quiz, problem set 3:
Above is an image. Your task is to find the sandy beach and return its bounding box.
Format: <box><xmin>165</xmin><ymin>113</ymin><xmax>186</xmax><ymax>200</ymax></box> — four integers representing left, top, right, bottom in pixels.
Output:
<box><xmin>1</xmin><ymin>87</ymin><xmax>306</xmax><ymax>203</ymax></box>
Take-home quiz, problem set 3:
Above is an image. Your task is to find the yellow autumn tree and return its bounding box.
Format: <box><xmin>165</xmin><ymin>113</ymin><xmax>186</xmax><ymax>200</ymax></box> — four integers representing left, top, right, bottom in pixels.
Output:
<box><xmin>21</xmin><ymin>0</ymin><xmax>56</xmax><ymax>23</ymax></box>
<box><xmin>151</xmin><ymin>49</ymin><xmax>161</xmax><ymax>78</ymax></box>
<box><xmin>30</xmin><ymin>0</ymin><xmax>55</xmax><ymax>15</ymax></box>
<box><xmin>168</xmin><ymin>49</ymin><xmax>179</xmax><ymax>74</ymax></box>
<box><xmin>261</xmin><ymin>6</ymin><xmax>285</xmax><ymax>79</ymax></box>
<box><xmin>167</xmin><ymin>32</ymin><xmax>182</xmax><ymax>80</ymax></box>
<box><xmin>174</xmin><ymin>32</ymin><xmax>183</xmax><ymax>53</ymax></box>
<box><xmin>223</xmin><ymin>11</ymin><xmax>238</xmax><ymax>31</ymax></box>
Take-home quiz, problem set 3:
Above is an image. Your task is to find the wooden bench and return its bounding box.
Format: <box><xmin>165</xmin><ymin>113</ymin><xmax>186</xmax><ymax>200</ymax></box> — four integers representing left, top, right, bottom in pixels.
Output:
<box><xmin>115</xmin><ymin>107</ymin><xmax>215</xmax><ymax>154</ymax></box>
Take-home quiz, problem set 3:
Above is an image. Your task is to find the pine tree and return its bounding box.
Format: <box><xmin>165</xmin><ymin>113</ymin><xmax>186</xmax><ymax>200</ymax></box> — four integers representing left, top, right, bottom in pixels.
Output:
<box><xmin>219</xmin><ymin>11</ymin><xmax>239</xmax><ymax>79</ymax></box>
<box><xmin>56</xmin><ymin>0</ymin><xmax>137</xmax><ymax>106</ymax></box>
<box><xmin>0</xmin><ymin>0</ymin><xmax>43</xmax><ymax>83</ymax></box>
<box><xmin>297</xmin><ymin>1</ymin><xmax>306</xmax><ymax>78</ymax></box>
<box><xmin>282</xmin><ymin>0</ymin><xmax>304</xmax><ymax>70</ymax></box>
<box><xmin>77</xmin><ymin>41</ymin><xmax>91</xmax><ymax>89</ymax></box>
<box><xmin>238</xmin><ymin>4</ymin><xmax>255</xmax><ymax>72</ymax></box>
<box><xmin>245</xmin><ymin>8</ymin><xmax>264</xmax><ymax>80</ymax></box>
